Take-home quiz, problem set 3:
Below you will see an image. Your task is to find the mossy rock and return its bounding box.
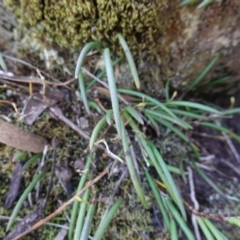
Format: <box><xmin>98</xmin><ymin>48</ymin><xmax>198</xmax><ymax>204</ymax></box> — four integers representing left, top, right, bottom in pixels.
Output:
<box><xmin>3</xmin><ymin>0</ymin><xmax>240</xmax><ymax>94</ymax></box>
<box><xmin>4</xmin><ymin>0</ymin><xmax>164</xmax><ymax>58</ymax></box>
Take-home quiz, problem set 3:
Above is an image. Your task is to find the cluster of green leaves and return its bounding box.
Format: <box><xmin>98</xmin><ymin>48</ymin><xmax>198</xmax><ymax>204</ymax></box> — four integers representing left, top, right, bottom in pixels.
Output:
<box><xmin>75</xmin><ymin>33</ymin><xmax>240</xmax><ymax>239</ymax></box>
<box><xmin>2</xmin><ymin>29</ymin><xmax>240</xmax><ymax>238</ymax></box>
<box><xmin>68</xmin><ymin>154</ymin><xmax>123</xmax><ymax>240</ymax></box>
<box><xmin>4</xmin><ymin>152</ymin><xmax>122</xmax><ymax>240</ymax></box>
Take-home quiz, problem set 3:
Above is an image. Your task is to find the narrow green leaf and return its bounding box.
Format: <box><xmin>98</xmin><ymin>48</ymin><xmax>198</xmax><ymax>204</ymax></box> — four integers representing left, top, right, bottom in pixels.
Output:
<box><xmin>121</xmin><ymin>118</ymin><xmax>149</xmax><ymax>208</ymax></box>
<box><xmin>124</xmin><ymin>112</ymin><xmax>179</xmax><ymax>206</ymax></box>
<box><xmin>75</xmin><ymin>42</ymin><xmax>101</xmax><ymax>114</ymax></box>
<box><xmin>196</xmin><ymin>217</ymin><xmax>215</xmax><ymax>240</ymax></box>
<box><xmin>203</xmin><ymin>218</ymin><xmax>228</xmax><ymax>240</ymax></box>
<box><xmin>170</xmin><ymin>219</ymin><xmax>178</xmax><ymax>240</ymax></box>
<box><xmin>166</xmin><ymin>164</ymin><xmax>185</xmax><ymax>175</ymax></box>
<box><xmin>144</xmin><ymin>111</ymin><xmax>160</xmax><ymax>130</ymax></box>
<box><xmin>155</xmin><ymin>117</ymin><xmax>190</xmax><ymax>143</ymax></box>
<box><xmin>68</xmin><ymin>154</ymin><xmax>93</xmax><ymax>240</ymax></box>
<box><xmin>12</xmin><ymin>151</ymin><xmax>27</xmax><ymax>162</ymax></box>
<box><xmin>104</xmin><ymin>48</ymin><xmax>122</xmax><ymax>138</ymax></box>
<box><xmin>164</xmin><ymin>101</ymin><xmax>222</xmax><ymax>115</ymax></box>
<box><xmin>118</xmin><ymin>89</ymin><xmax>178</xmax><ymax>119</ymax></box>
<box><xmin>201</xmin><ymin>122</ymin><xmax>240</xmax><ymax>143</ymax></box>
<box><xmin>7</xmin><ymin>173</ymin><xmax>45</xmax><ymax>231</ymax></box>
<box><xmin>86</xmin><ymin>58</ymin><xmax>122</xmax><ymax>90</ymax></box>
<box><xmin>170</xmin><ymin>109</ymin><xmax>204</xmax><ymax>120</ymax></box>
<box><xmin>89</xmin><ymin>117</ymin><xmax>107</xmax><ymax>150</ymax></box>
<box><xmin>145</xmin><ymin>171</ymin><xmax>170</xmax><ymax>231</ymax></box>
<box><xmin>80</xmin><ymin>203</ymin><xmax>96</xmax><ymax>240</ymax></box>
<box><xmin>106</xmin><ymin>109</ymin><xmax>113</xmax><ymax>125</ymax></box>
<box><xmin>93</xmin><ymin>198</ymin><xmax>123</xmax><ymax>240</ymax></box>
<box><xmin>117</xmin><ymin>33</ymin><xmax>140</xmax><ymax>89</ymax></box>
<box><xmin>78</xmin><ymin>70</ymin><xmax>90</xmax><ymax>114</ymax></box>
<box><xmin>75</xmin><ymin>42</ymin><xmax>101</xmax><ymax>78</ymax></box>
<box><xmin>151</xmin><ymin>143</ymin><xmax>186</xmax><ymax>220</ymax></box>
<box><xmin>180</xmin><ymin>0</ymin><xmax>200</xmax><ymax>7</ymax></box>
<box><xmin>197</xmin><ymin>0</ymin><xmax>214</xmax><ymax>8</ymax></box>
<box><xmin>89</xmin><ymin>101</ymin><xmax>103</xmax><ymax>114</ymax></box>
<box><xmin>74</xmin><ymin>189</ymin><xmax>90</xmax><ymax>240</ymax></box>
<box><xmin>165</xmin><ymin>198</ymin><xmax>195</xmax><ymax>240</ymax></box>
<box><xmin>198</xmin><ymin>76</ymin><xmax>230</xmax><ymax>91</ymax></box>
<box><xmin>123</xmin><ymin>112</ymin><xmax>171</xmax><ymax>209</ymax></box>
<box><xmin>125</xmin><ymin>106</ymin><xmax>144</xmax><ymax>125</ymax></box>
<box><xmin>222</xmin><ymin>108</ymin><xmax>240</xmax><ymax>115</ymax></box>
<box><xmin>144</xmin><ymin>109</ymin><xmax>192</xmax><ymax>129</ymax></box>
<box><xmin>226</xmin><ymin>217</ymin><xmax>240</xmax><ymax>227</ymax></box>
<box><xmin>23</xmin><ymin>153</ymin><xmax>42</xmax><ymax>170</ymax></box>
<box><xmin>188</xmin><ymin>54</ymin><xmax>219</xmax><ymax>90</ymax></box>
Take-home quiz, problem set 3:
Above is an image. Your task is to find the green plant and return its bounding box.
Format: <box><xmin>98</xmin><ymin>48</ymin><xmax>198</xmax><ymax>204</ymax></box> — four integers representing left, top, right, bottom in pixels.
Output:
<box><xmin>74</xmin><ymin>33</ymin><xmax>240</xmax><ymax>239</ymax></box>
<box><xmin>7</xmin><ymin>173</ymin><xmax>45</xmax><ymax>231</ymax></box>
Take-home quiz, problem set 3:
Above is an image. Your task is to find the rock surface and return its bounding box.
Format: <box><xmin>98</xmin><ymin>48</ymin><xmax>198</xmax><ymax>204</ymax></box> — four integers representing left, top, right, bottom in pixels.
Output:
<box><xmin>2</xmin><ymin>1</ymin><xmax>240</xmax><ymax>95</ymax></box>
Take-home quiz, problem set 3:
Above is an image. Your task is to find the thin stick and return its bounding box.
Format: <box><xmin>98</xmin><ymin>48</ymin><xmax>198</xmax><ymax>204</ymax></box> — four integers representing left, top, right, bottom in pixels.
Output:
<box><xmin>188</xmin><ymin>166</ymin><xmax>201</xmax><ymax>240</ymax></box>
<box><xmin>0</xmin><ymin>73</ymin><xmax>75</xmax><ymax>86</ymax></box>
<box><xmin>49</xmin><ymin>106</ymin><xmax>90</xmax><ymax>140</ymax></box>
<box><xmin>0</xmin><ymin>216</ymin><xmax>69</xmax><ymax>230</ymax></box>
<box><xmin>1</xmin><ymin>54</ymin><xmax>59</xmax><ymax>82</ymax></box>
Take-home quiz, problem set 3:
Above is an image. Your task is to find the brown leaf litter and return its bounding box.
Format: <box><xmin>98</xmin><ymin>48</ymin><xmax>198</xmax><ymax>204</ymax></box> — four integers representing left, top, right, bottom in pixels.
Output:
<box><xmin>0</xmin><ymin>119</ymin><xmax>48</xmax><ymax>153</ymax></box>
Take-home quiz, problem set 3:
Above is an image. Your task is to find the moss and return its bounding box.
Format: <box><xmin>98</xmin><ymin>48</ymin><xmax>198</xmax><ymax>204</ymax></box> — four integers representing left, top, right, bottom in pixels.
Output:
<box><xmin>4</xmin><ymin>0</ymin><xmax>167</xmax><ymax>60</ymax></box>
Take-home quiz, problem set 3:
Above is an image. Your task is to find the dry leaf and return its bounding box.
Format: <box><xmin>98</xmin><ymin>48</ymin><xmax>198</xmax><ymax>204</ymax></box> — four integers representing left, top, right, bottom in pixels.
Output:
<box><xmin>5</xmin><ymin>161</ymin><xmax>24</xmax><ymax>209</ymax></box>
<box><xmin>22</xmin><ymin>93</ymin><xmax>48</xmax><ymax>125</ymax></box>
<box><xmin>0</xmin><ymin>119</ymin><xmax>48</xmax><ymax>152</ymax></box>
<box><xmin>22</xmin><ymin>87</ymin><xmax>68</xmax><ymax>125</ymax></box>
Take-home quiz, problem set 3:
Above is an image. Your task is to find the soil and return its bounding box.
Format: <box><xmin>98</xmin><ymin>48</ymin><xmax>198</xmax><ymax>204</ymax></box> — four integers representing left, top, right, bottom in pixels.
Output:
<box><xmin>187</xmin><ymin>91</ymin><xmax>240</xmax><ymax>239</ymax></box>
